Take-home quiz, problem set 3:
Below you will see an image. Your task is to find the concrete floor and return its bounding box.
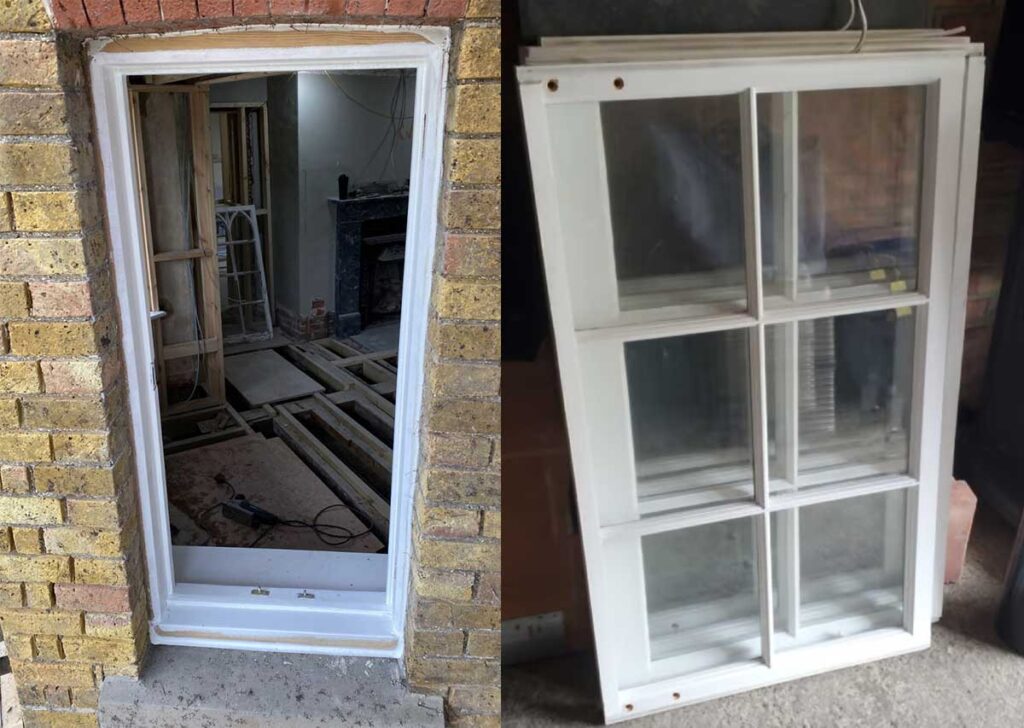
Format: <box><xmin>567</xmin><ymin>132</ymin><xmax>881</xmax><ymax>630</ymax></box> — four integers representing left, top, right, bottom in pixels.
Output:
<box><xmin>503</xmin><ymin>504</ymin><xmax>1024</xmax><ymax>728</ymax></box>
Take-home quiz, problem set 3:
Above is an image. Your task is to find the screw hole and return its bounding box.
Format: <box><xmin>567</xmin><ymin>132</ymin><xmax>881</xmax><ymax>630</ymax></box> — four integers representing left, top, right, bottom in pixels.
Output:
<box><xmin>672</xmin><ymin>692</ymin><xmax>681</xmax><ymax>700</ymax></box>
<box><xmin>625</xmin><ymin>704</ymin><xmax>634</xmax><ymax>712</ymax></box>
<box><xmin>547</xmin><ymin>79</ymin><xmax>559</xmax><ymax>92</ymax></box>
<box><xmin>613</xmin><ymin>77</ymin><xmax>625</xmax><ymax>90</ymax></box>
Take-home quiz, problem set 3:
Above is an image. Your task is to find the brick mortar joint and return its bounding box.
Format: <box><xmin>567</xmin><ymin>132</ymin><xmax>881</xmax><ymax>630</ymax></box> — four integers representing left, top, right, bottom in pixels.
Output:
<box><xmin>417</xmin><ymin>533</ymin><xmax>499</xmax><ymax>545</ymax></box>
<box><xmin>441</xmin><ymin>228</ymin><xmax>501</xmax><ymax>236</ymax></box>
<box><xmin>431</xmin><ymin>358</ymin><xmax>500</xmax><ymax>369</ymax></box>
<box><xmin>433</xmin><ymin>315</ymin><xmax>501</xmax><ymax>326</ymax></box>
<box><xmin>422</xmin><ymin>461</ymin><xmax>501</xmax><ymax>474</ymax></box>
<box><xmin>0</xmin><ymin>135</ymin><xmax>76</xmax><ymax>144</ymax></box>
<box><xmin>0</xmin><ymin>32</ymin><xmax>58</xmax><ymax>42</ymax></box>
<box><xmin>445</xmin><ymin>132</ymin><xmax>502</xmax><ymax>141</ymax></box>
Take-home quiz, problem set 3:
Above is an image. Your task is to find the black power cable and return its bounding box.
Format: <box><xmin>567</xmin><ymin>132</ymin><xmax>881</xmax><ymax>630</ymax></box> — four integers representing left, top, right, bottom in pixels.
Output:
<box><xmin>193</xmin><ymin>475</ymin><xmax>373</xmax><ymax>549</ymax></box>
<box><xmin>248</xmin><ymin>503</ymin><xmax>373</xmax><ymax>549</ymax></box>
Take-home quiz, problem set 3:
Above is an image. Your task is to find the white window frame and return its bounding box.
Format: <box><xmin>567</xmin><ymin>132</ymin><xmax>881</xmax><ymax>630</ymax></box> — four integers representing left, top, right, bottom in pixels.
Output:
<box><xmin>89</xmin><ymin>26</ymin><xmax>448</xmax><ymax>657</ymax></box>
<box><xmin>519</xmin><ymin>43</ymin><xmax>984</xmax><ymax>722</ymax></box>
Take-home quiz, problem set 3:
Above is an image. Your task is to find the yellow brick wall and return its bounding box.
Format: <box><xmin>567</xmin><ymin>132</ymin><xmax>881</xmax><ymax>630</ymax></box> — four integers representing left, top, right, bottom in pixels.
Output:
<box><xmin>405</xmin><ymin>11</ymin><xmax>501</xmax><ymax>728</ymax></box>
<box><xmin>0</xmin><ymin>6</ymin><xmax>151</xmax><ymax>728</ymax></box>
<box><xmin>1</xmin><ymin>2</ymin><xmax>500</xmax><ymax>727</ymax></box>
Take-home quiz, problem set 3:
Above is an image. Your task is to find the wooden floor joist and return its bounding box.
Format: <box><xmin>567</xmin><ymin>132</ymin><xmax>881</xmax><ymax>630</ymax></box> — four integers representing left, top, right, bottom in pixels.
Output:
<box><xmin>310</xmin><ymin>392</ymin><xmax>392</xmax><ymax>497</ymax></box>
<box><xmin>286</xmin><ymin>344</ymin><xmax>396</xmax><ymax>416</ymax></box>
<box><xmin>162</xmin><ymin>403</ymin><xmax>254</xmax><ymax>455</ymax></box>
<box><xmin>273</xmin><ymin>408</ymin><xmax>390</xmax><ymax>542</ymax></box>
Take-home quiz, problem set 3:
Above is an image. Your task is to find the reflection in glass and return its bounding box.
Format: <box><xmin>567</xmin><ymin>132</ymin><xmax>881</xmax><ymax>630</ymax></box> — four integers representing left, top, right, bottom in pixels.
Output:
<box><xmin>602</xmin><ymin>95</ymin><xmax>747</xmax><ymax>312</ymax></box>
<box><xmin>766</xmin><ymin>309</ymin><xmax>915</xmax><ymax>491</ymax></box>
<box><xmin>644</xmin><ymin>518</ymin><xmax>761</xmax><ymax>668</ymax></box>
<box><xmin>759</xmin><ymin>86</ymin><xmax>925</xmax><ymax>304</ymax></box>
<box><xmin>626</xmin><ymin>330</ymin><xmax>754</xmax><ymax>511</ymax></box>
<box><xmin>772</xmin><ymin>490</ymin><xmax>907</xmax><ymax>650</ymax></box>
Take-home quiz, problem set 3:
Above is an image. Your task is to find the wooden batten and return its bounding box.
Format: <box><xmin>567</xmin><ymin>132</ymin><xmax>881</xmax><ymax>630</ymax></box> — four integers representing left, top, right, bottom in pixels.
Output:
<box><xmin>189</xmin><ymin>86</ymin><xmax>226</xmax><ymax>403</ymax></box>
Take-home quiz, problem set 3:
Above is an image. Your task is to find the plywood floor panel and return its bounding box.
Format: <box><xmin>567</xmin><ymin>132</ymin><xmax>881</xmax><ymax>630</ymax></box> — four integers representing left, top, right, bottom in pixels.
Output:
<box><xmin>164</xmin><ymin>435</ymin><xmax>381</xmax><ymax>553</ymax></box>
<box><xmin>225</xmin><ymin>349</ymin><xmax>325</xmax><ymax>406</ymax></box>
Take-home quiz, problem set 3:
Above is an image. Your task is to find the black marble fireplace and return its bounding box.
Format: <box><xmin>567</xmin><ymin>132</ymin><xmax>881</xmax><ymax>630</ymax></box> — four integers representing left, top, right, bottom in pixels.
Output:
<box><xmin>330</xmin><ymin>192</ymin><xmax>408</xmax><ymax>337</ymax></box>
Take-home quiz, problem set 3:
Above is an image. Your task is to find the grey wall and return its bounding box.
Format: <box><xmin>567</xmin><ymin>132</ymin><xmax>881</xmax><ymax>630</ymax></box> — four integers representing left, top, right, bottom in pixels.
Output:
<box><xmin>297</xmin><ymin>71</ymin><xmax>413</xmax><ymax>314</ymax></box>
<box><xmin>518</xmin><ymin>0</ymin><xmax>928</xmax><ymax>38</ymax></box>
<box><xmin>267</xmin><ymin>74</ymin><xmax>301</xmax><ymax>321</ymax></box>
<box><xmin>209</xmin><ymin>77</ymin><xmax>268</xmax><ymax>105</ymax></box>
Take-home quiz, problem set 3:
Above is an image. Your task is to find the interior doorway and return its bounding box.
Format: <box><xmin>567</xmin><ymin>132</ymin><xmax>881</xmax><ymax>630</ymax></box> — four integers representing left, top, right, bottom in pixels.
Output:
<box><xmin>90</xmin><ymin>30</ymin><xmax>447</xmax><ymax>655</ymax></box>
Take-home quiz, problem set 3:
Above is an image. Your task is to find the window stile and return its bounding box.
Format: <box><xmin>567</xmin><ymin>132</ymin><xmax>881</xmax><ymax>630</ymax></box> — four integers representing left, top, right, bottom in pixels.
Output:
<box><xmin>905</xmin><ymin>68</ymin><xmax>965</xmax><ymax>638</ymax></box>
<box><xmin>548</xmin><ymin>103</ymin><xmax>621</xmax><ymax>329</ymax></box>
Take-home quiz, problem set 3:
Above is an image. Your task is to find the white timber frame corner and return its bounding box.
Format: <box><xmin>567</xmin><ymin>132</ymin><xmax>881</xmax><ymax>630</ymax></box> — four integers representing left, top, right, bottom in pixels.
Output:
<box><xmin>89</xmin><ymin>25</ymin><xmax>449</xmax><ymax>657</ymax></box>
<box><xmin>519</xmin><ymin>35</ymin><xmax>984</xmax><ymax>723</ymax></box>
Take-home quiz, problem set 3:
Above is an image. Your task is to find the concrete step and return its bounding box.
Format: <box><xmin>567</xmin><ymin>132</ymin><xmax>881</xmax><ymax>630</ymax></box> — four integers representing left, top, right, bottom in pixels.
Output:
<box><xmin>99</xmin><ymin>646</ymin><xmax>444</xmax><ymax>727</ymax></box>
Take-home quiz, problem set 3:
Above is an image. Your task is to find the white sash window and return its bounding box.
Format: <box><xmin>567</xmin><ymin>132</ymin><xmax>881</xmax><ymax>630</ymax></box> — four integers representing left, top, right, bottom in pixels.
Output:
<box><xmin>518</xmin><ymin>33</ymin><xmax>984</xmax><ymax>722</ymax></box>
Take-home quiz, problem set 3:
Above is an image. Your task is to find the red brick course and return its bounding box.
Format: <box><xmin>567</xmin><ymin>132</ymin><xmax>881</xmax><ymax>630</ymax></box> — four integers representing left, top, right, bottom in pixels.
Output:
<box><xmin>197</xmin><ymin>0</ymin><xmax>234</xmax><ymax>19</ymax></box>
<box><xmin>51</xmin><ymin>0</ymin><xmax>89</xmax><ymax>29</ymax></box>
<box><xmin>123</xmin><ymin>0</ymin><xmax>161</xmax><ymax>23</ymax></box>
<box><xmin>82</xmin><ymin>0</ymin><xmax>126</xmax><ymax>26</ymax></box>
<box><xmin>426</xmin><ymin>0</ymin><xmax>466</xmax><ymax>18</ymax></box>
<box><xmin>270</xmin><ymin>0</ymin><xmax>308</xmax><ymax>14</ymax></box>
<box><xmin>385</xmin><ymin>0</ymin><xmax>425</xmax><ymax>17</ymax></box>
<box><xmin>345</xmin><ymin>0</ymin><xmax>386</xmax><ymax>13</ymax></box>
<box><xmin>160</xmin><ymin>0</ymin><xmax>200</xmax><ymax>20</ymax></box>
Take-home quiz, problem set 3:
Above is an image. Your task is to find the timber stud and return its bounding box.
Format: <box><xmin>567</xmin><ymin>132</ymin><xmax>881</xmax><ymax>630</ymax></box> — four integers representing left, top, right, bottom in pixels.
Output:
<box><xmin>547</xmin><ymin>79</ymin><xmax>559</xmax><ymax>92</ymax></box>
<box><xmin>613</xmin><ymin>77</ymin><xmax>624</xmax><ymax>89</ymax></box>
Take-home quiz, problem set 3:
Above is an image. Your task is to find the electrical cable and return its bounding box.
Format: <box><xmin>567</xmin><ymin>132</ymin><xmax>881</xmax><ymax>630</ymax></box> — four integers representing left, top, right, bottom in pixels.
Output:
<box><xmin>249</xmin><ymin>503</ymin><xmax>373</xmax><ymax>548</ymax></box>
<box><xmin>193</xmin><ymin>473</ymin><xmax>372</xmax><ymax>549</ymax></box>
<box><xmin>841</xmin><ymin>0</ymin><xmax>856</xmax><ymax>30</ymax></box>
<box><xmin>321</xmin><ymin>70</ymin><xmax>414</xmax><ymax>121</ymax></box>
<box><xmin>842</xmin><ymin>0</ymin><xmax>869</xmax><ymax>53</ymax></box>
<box><xmin>852</xmin><ymin>0</ymin><xmax>868</xmax><ymax>53</ymax></box>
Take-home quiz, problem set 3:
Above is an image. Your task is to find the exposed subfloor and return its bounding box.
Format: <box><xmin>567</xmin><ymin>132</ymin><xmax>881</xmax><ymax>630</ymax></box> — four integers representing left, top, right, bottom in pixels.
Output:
<box><xmin>98</xmin><ymin>647</ymin><xmax>444</xmax><ymax>727</ymax></box>
<box><xmin>502</xmin><ymin>504</ymin><xmax>1024</xmax><ymax>728</ymax></box>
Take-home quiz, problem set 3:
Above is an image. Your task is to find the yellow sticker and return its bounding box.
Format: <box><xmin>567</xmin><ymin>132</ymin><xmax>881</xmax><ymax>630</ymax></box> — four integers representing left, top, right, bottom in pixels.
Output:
<box><xmin>869</xmin><ymin>269</ymin><xmax>887</xmax><ymax>281</ymax></box>
<box><xmin>890</xmin><ymin>280</ymin><xmax>908</xmax><ymax>293</ymax></box>
<box><xmin>895</xmin><ymin>307</ymin><xmax>912</xmax><ymax>318</ymax></box>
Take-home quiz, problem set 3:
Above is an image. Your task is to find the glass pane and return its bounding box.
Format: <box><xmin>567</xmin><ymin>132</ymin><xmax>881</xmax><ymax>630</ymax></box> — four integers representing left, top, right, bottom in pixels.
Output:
<box><xmin>766</xmin><ymin>309</ymin><xmax>915</xmax><ymax>492</ymax></box>
<box><xmin>601</xmin><ymin>95</ymin><xmax>747</xmax><ymax>312</ymax></box>
<box><xmin>772</xmin><ymin>490</ymin><xmax>907</xmax><ymax>650</ymax></box>
<box><xmin>759</xmin><ymin>86</ymin><xmax>925</xmax><ymax>304</ymax></box>
<box><xmin>625</xmin><ymin>330</ymin><xmax>754</xmax><ymax>512</ymax></box>
<box><xmin>644</xmin><ymin>517</ymin><xmax>761</xmax><ymax>668</ymax></box>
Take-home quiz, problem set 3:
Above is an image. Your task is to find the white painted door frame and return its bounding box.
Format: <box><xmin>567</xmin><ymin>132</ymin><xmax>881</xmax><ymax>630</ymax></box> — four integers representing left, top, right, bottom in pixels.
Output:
<box><xmin>89</xmin><ymin>25</ymin><xmax>449</xmax><ymax>657</ymax></box>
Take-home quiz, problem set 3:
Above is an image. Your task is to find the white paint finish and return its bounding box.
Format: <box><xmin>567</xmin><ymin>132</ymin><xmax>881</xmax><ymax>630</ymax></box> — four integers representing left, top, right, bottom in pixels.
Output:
<box><xmin>933</xmin><ymin>55</ymin><xmax>985</xmax><ymax>620</ymax></box>
<box><xmin>520</xmin><ymin>38</ymin><xmax>984</xmax><ymax>723</ymax></box>
<box><xmin>173</xmin><ymin>545</ymin><xmax>386</xmax><ymax>592</ymax></box>
<box><xmin>89</xmin><ymin>26</ymin><xmax>449</xmax><ymax>656</ymax></box>
<box><xmin>519</xmin><ymin>79</ymin><xmax>624</xmax><ymax>711</ymax></box>
<box><xmin>545</xmin><ymin>103</ymin><xmax>620</xmax><ymax>329</ymax></box>
<box><xmin>519</xmin><ymin>53</ymin><xmax>970</xmax><ymax>106</ymax></box>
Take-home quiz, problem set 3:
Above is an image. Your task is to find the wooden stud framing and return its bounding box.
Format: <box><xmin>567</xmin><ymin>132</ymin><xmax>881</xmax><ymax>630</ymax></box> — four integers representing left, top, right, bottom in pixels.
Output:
<box><xmin>189</xmin><ymin>86</ymin><xmax>226</xmax><ymax>406</ymax></box>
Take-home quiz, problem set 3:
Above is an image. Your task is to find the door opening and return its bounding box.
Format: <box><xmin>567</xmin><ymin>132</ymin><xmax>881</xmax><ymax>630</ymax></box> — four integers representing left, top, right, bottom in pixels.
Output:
<box><xmin>90</xmin><ymin>29</ymin><xmax>448</xmax><ymax>656</ymax></box>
